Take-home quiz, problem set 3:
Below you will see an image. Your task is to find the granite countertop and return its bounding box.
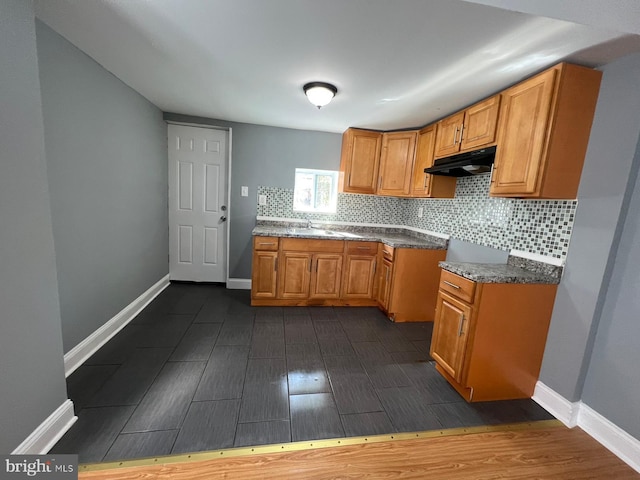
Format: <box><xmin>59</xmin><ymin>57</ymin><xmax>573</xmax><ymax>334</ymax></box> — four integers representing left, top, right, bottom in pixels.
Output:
<box><xmin>251</xmin><ymin>224</ymin><xmax>447</xmax><ymax>250</ymax></box>
<box><xmin>439</xmin><ymin>260</ymin><xmax>561</xmax><ymax>284</ymax></box>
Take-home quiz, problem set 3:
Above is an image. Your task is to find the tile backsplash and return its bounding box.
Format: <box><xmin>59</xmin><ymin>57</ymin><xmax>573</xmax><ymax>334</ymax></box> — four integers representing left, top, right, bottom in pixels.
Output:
<box><xmin>256</xmin><ymin>174</ymin><xmax>577</xmax><ymax>261</ymax></box>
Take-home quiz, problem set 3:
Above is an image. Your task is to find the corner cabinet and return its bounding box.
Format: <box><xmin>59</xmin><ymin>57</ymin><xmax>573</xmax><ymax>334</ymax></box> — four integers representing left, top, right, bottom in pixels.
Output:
<box><xmin>430</xmin><ymin>270</ymin><xmax>558</xmax><ymax>402</ymax></box>
<box><xmin>433</xmin><ymin>95</ymin><xmax>501</xmax><ymax>159</ymax></box>
<box><xmin>490</xmin><ymin>63</ymin><xmax>602</xmax><ymax>199</ymax></box>
<box><xmin>339</xmin><ymin>128</ymin><xmax>382</xmax><ymax>194</ymax></box>
<box><xmin>411</xmin><ymin>125</ymin><xmax>456</xmax><ymax>198</ymax></box>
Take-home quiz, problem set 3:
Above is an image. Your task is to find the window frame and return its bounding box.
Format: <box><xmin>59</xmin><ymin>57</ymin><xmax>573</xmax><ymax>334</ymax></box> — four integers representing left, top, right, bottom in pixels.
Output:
<box><xmin>292</xmin><ymin>168</ymin><xmax>339</xmax><ymax>214</ymax></box>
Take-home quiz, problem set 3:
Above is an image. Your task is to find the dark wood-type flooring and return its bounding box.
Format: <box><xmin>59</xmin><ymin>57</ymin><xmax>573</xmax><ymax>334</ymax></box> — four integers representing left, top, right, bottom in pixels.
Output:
<box><xmin>52</xmin><ymin>283</ymin><xmax>552</xmax><ymax>463</ymax></box>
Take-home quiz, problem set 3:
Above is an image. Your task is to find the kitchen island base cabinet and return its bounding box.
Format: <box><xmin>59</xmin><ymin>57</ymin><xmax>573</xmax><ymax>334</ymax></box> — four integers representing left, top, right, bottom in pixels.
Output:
<box><xmin>431</xmin><ymin>272</ymin><xmax>557</xmax><ymax>402</ymax></box>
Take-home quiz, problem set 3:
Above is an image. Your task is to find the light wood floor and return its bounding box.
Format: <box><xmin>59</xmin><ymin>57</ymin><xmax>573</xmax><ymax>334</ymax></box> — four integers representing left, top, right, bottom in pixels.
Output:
<box><xmin>79</xmin><ymin>422</ymin><xmax>639</xmax><ymax>480</ymax></box>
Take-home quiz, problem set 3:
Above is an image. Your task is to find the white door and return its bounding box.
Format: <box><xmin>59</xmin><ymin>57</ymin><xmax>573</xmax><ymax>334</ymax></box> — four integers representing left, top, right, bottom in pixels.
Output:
<box><xmin>168</xmin><ymin>124</ymin><xmax>228</xmax><ymax>282</ymax></box>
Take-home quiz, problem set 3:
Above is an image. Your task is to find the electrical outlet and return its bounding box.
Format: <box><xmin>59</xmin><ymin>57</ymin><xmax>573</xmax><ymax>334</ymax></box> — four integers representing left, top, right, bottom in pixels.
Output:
<box><xmin>241</xmin><ymin>186</ymin><xmax>248</xmax><ymax>197</ymax></box>
<box><xmin>418</xmin><ymin>207</ymin><xmax>424</xmax><ymax>218</ymax></box>
<box><xmin>258</xmin><ymin>194</ymin><xmax>267</xmax><ymax>206</ymax></box>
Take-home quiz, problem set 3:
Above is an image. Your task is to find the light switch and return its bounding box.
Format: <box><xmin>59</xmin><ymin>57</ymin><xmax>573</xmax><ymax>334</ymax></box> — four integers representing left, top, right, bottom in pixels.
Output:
<box><xmin>418</xmin><ymin>207</ymin><xmax>424</xmax><ymax>218</ymax></box>
<box><xmin>241</xmin><ymin>186</ymin><xmax>249</xmax><ymax>197</ymax></box>
<box><xmin>258</xmin><ymin>194</ymin><xmax>267</xmax><ymax>206</ymax></box>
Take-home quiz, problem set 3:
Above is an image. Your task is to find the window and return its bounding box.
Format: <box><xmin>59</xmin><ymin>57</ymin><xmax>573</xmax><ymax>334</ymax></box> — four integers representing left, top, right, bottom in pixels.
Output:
<box><xmin>293</xmin><ymin>168</ymin><xmax>339</xmax><ymax>213</ymax></box>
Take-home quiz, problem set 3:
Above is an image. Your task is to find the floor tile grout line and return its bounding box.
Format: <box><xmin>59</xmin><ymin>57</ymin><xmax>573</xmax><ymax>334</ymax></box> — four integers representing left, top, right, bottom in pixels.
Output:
<box><xmin>99</xmin><ymin>401</ymin><xmax>137</xmax><ymax>463</ymax></box>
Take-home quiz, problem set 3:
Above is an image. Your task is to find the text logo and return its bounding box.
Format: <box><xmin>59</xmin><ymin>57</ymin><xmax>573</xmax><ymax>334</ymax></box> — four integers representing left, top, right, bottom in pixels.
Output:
<box><xmin>0</xmin><ymin>456</ymin><xmax>77</xmax><ymax>480</ymax></box>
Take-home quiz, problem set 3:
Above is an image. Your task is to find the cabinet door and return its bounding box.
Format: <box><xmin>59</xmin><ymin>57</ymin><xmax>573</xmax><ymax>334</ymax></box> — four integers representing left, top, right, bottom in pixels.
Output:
<box><xmin>341</xmin><ymin>255</ymin><xmax>376</xmax><ymax>299</ymax></box>
<box><xmin>411</xmin><ymin>125</ymin><xmax>436</xmax><ymax>197</ymax></box>
<box><xmin>377</xmin><ymin>131</ymin><xmax>417</xmax><ymax>196</ymax></box>
<box><xmin>277</xmin><ymin>252</ymin><xmax>312</xmax><ymax>299</ymax></box>
<box><xmin>411</xmin><ymin>125</ymin><xmax>457</xmax><ymax>199</ymax></box>
<box><xmin>460</xmin><ymin>95</ymin><xmax>500</xmax><ymax>151</ymax></box>
<box><xmin>434</xmin><ymin>112</ymin><xmax>464</xmax><ymax>158</ymax></box>
<box><xmin>376</xmin><ymin>259</ymin><xmax>393</xmax><ymax>310</ymax></box>
<box><xmin>490</xmin><ymin>68</ymin><xmax>557</xmax><ymax>196</ymax></box>
<box><xmin>430</xmin><ymin>292</ymin><xmax>473</xmax><ymax>383</ymax></box>
<box><xmin>251</xmin><ymin>251</ymin><xmax>278</xmax><ymax>299</ymax></box>
<box><xmin>309</xmin><ymin>254</ymin><xmax>343</xmax><ymax>299</ymax></box>
<box><xmin>340</xmin><ymin>129</ymin><xmax>382</xmax><ymax>194</ymax></box>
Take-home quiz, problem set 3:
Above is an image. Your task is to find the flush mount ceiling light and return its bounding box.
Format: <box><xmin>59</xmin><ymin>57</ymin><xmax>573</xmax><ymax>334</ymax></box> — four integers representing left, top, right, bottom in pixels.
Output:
<box><xmin>303</xmin><ymin>82</ymin><xmax>337</xmax><ymax>109</ymax></box>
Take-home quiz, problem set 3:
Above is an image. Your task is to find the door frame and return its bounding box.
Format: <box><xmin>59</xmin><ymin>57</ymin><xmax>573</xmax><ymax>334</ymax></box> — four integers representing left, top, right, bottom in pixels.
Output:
<box><xmin>166</xmin><ymin>121</ymin><xmax>233</xmax><ymax>285</ymax></box>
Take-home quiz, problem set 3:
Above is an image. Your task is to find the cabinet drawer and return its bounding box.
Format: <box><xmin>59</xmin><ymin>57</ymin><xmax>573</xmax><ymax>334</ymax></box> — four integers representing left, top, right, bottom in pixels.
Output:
<box><xmin>281</xmin><ymin>237</ymin><xmax>344</xmax><ymax>253</ymax></box>
<box><xmin>382</xmin><ymin>244</ymin><xmax>395</xmax><ymax>261</ymax></box>
<box><xmin>253</xmin><ymin>236</ymin><xmax>279</xmax><ymax>251</ymax></box>
<box><xmin>439</xmin><ymin>270</ymin><xmax>476</xmax><ymax>303</ymax></box>
<box><xmin>346</xmin><ymin>241</ymin><xmax>378</xmax><ymax>255</ymax></box>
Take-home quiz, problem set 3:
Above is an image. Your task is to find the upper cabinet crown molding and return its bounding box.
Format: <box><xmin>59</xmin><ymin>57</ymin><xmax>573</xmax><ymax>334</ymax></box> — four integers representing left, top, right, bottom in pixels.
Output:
<box><xmin>490</xmin><ymin>63</ymin><xmax>602</xmax><ymax>199</ymax></box>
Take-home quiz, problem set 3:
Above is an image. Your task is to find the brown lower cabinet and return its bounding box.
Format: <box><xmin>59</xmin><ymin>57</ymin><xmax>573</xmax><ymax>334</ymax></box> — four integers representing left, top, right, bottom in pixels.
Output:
<box><xmin>376</xmin><ymin>244</ymin><xmax>446</xmax><ymax>322</ymax></box>
<box><xmin>430</xmin><ymin>269</ymin><xmax>558</xmax><ymax>401</ymax></box>
<box><xmin>251</xmin><ymin>236</ymin><xmax>445</xmax><ymax>322</ymax></box>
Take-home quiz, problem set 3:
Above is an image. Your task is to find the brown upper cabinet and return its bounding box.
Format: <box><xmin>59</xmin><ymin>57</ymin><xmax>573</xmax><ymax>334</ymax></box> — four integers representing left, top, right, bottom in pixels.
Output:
<box><xmin>411</xmin><ymin>125</ymin><xmax>456</xmax><ymax>198</ymax></box>
<box><xmin>434</xmin><ymin>95</ymin><xmax>501</xmax><ymax>158</ymax></box>
<box><xmin>338</xmin><ymin>128</ymin><xmax>382</xmax><ymax>194</ymax></box>
<box><xmin>377</xmin><ymin>131</ymin><xmax>418</xmax><ymax>196</ymax></box>
<box><xmin>490</xmin><ymin>63</ymin><xmax>602</xmax><ymax>199</ymax></box>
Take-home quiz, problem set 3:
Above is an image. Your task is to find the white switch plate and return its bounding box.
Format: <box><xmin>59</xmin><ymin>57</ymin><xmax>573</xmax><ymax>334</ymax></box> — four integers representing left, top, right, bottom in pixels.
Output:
<box><xmin>418</xmin><ymin>207</ymin><xmax>424</xmax><ymax>218</ymax></box>
<box><xmin>258</xmin><ymin>194</ymin><xmax>267</xmax><ymax>206</ymax></box>
<box><xmin>241</xmin><ymin>186</ymin><xmax>248</xmax><ymax>197</ymax></box>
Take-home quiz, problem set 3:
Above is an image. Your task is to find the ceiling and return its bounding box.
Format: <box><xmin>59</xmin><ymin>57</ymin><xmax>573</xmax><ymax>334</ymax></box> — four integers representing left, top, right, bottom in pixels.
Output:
<box><xmin>35</xmin><ymin>0</ymin><xmax>640</xmax><ymax>134</ymax></box>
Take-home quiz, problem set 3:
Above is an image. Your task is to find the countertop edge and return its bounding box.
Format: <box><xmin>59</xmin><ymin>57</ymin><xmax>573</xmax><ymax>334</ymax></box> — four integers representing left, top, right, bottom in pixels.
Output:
<box><xmin>439</xmin><ymin>261</ymin><xmax>561</xmax><ymax>285</ymax></box>
<box><xmin>251</xmin><ymin>226</ymin><xmax>447</xmax><ymax>250</ymax></box>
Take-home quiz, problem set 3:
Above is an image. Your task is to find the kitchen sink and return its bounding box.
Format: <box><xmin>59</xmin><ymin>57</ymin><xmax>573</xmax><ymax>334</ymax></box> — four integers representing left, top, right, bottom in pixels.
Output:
<box><xmin>286</xmin><ymin>227</ymin><xmax>343</xmax><ymax>237</ymax></box>
<box><xmin>285</xmin><ymin>227</ymin><xmax>365</xmax><ymax>239</ymax></box>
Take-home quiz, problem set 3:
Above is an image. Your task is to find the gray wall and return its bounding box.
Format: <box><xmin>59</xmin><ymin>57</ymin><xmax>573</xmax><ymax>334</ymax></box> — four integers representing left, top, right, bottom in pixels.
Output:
<box><xmin>0</xmin><ymin>0</ymin><xmax>68</xmax><ymax>452</ymax></box>
<box><xmin>581</xmin><ymin>130</ymin><xmax>640</xmax><ymax>439</ymax></box>
<box><xmin>539</xmin><ymin>53</ymin><xmax>640</xmax><ymax>401</ymax></box>
<box><xmin>37</xmin><ymin>22</ymin><xmax>169</xmax><ymax>353</ymax></box>
<box><xmin>163</xmin><ymin>113</ymin><xmax>342</xmax><ymax>279</ymax></box>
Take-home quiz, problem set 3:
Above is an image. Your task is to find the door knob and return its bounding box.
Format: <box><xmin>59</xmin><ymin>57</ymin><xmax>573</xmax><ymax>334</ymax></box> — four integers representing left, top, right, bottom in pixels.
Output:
<box><xmin>221</xmin><ymin>205</ymin><xmax>227</xmax><ymax>211</ymax></box>
<box><xmin>220</xmin><ymin>215</ymin><xmax>227</xmax><ymax>222</ymax></box>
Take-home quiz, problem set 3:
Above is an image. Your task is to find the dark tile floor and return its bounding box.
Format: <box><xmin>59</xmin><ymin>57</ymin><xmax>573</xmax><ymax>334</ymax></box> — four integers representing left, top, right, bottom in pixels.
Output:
<box><xmin>52</xmin><ymin>283</ymin><xmax>552</xmax><ymax>463</ymax></box>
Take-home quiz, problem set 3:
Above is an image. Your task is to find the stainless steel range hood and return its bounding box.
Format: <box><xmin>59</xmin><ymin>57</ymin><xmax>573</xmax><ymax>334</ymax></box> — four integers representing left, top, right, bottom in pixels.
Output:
<box><xmin>424</xmin><ymin>146</ymin><xmax>496</xmax><ymax>177</ymax></box>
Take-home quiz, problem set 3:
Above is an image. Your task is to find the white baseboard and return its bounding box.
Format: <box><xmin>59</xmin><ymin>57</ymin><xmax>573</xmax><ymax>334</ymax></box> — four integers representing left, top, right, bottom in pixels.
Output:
<box><xmin>12</xmin><ymin>400</ymin><xmax>77</xmax><ymax>454</ymax></box>
<box><xmin>533</xmin><ymin>381</ymin><xmax>640</xmax><ymax>474</ymax></box>
<box><xmin>227</xmin><ymin>278</ymin><xmax>251</xmax><ymax>290</ymax></box>
<box><xmin>63</xmin><ymin>274</ymin><xmax>170</xmax><ymax>377</ymax></box>
<box><xmin>533</xmin><ymin>381</ymin><xmax>581</xmax><ymax>427</ymax></box>
<box><xmin>579</xmin><ymin>403</ymin><xmax>640</xmax><ymax>474</ymax></box>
